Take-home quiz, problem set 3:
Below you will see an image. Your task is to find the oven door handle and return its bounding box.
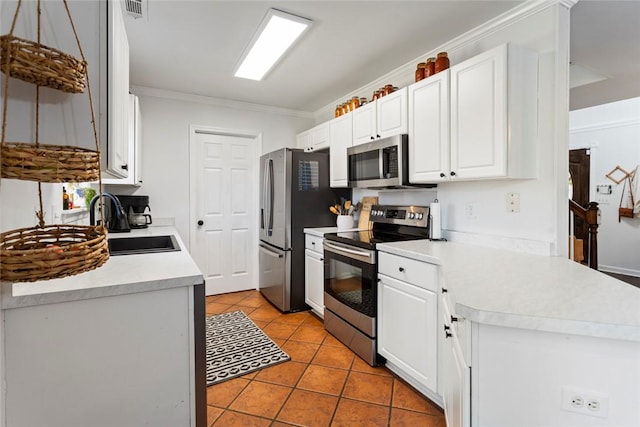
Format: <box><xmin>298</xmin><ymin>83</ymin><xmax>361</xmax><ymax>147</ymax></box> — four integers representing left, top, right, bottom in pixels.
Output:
<box><xmin>323</xmin><ymin>241</ymin><xmax>375</xmax><ymax>263</ymax></box>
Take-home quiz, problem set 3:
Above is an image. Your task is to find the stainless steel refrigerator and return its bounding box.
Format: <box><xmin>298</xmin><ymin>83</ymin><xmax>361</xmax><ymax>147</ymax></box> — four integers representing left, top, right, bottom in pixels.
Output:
<box><xmin>259</xmin><ymin>148</ymin><xmax>350</xmax><ymax>312</ymax></box>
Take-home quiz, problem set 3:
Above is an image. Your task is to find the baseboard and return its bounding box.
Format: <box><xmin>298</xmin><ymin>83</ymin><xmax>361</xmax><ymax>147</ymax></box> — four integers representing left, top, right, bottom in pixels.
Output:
<box><xmin>598</xmin><ymin>265</ymin><xmax>640</xmax><ymax>278</ymax></box>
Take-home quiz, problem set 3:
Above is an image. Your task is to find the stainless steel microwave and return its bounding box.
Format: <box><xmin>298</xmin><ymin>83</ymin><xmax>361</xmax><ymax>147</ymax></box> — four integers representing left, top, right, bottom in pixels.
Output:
<box><xmin>348</xmin><ymin>134</ymin><xmax>411</xmax><ymax>188</ymax></box>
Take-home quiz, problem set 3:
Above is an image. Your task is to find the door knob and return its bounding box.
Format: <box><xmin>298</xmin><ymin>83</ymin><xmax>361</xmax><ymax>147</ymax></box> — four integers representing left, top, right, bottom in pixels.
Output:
<box><xmin>197</xmin><ymin>220</ymin><xmax>204</xmax><ymax>226</ymax></box>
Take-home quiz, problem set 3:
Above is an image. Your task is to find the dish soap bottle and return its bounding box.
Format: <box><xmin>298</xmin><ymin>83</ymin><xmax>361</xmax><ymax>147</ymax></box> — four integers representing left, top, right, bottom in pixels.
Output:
<box><xmin>62</xmin><ymin>186</ymin><xmax>69</xmax><ymax>210</ymax></box>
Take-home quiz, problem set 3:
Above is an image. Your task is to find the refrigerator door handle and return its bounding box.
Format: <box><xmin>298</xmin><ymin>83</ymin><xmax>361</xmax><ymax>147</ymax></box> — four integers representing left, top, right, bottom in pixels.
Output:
<box><xmin>261</xmin><ymin>159</ymin><xmax>268</xmax><ymax>230</ymax></box>
<box><xmin>268</xmin><ymin>158</ymin><xmax>274</xmax><ymax>236</ymax></box>
<box><xmin>259</xmin><ymin>244</ymin><xmax>284</xmax><ymax>258</ymax></box>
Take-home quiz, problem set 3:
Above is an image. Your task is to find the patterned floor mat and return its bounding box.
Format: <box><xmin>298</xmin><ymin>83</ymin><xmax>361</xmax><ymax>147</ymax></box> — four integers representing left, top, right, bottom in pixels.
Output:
<box><xmin>206</xmin><ymin>310</ymin><xmax>290</xmax><ymax>386</ymax></box>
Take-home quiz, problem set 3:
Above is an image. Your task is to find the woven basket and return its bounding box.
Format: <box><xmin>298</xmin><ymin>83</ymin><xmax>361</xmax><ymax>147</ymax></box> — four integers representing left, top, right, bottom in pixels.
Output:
<box><xmin>0</xmin><ymin>224</ymin><xmax>109</xmax><ymax>283</ymax></box>
<box><xmin>1</xmin><ymin>142</ymin><xmax>100</xmax><ymax>183</ymax></box>
<box><xmin>0</xmin><ymin>34</ymin><xmax>87</xmax><ymax>93</ymax></box>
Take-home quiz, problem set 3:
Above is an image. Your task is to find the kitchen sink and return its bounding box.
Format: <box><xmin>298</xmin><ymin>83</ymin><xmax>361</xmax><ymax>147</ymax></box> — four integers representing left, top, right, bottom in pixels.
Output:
<box><xmin>108</xmin><ymin>235</ymin><xmax>181</xmax><ymax>256</ymax></box>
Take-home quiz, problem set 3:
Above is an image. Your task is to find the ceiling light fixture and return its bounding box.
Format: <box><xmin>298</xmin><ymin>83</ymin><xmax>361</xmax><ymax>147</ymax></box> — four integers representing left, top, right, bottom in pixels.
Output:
<box><xmin>234</xmin><ymin>9</ymin><xmax>312</xmax><ymax>81</ymax></box>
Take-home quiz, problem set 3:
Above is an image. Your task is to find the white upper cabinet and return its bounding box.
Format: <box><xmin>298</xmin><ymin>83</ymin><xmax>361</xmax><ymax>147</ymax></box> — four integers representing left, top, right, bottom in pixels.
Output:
<box><xmin>103</xmin><ymin>94</ymin><xmax>142</xmax><ymax>186</ymax></box>
<box><xmin>295</xmin><ymin>129</ymin><xmax>310</xmax><ymax>150</ymax></box>
<box><xmin>408</xmin><ymin>71</ymin><xmax>450</xmax><ymax>183</ymax></box>
<box><xmin>352</xmin><ymin>102</ymin><xmax>377</xmax><ymax>145</ymax></box>
<box><xmin>297</xmin><ymin>123</ymin><xmax>329</xmax><ymax>152</ymax></box>
<box><xmin>377</xmin><ymin>87</ymin><xmax>408</xmax><ymax>138</ymax></box>
<box><xmin>450</xmin><ymin>43</ymin><xmax>537</xmax><ymax>180</ymax></box>
<box><xmin>329</xmin><ymin>114</ymin><xmax>353</xmax><ymax>188</ymax></box>
<box><xmin>309</xmin><ymin>122</ymin><xmax>329</xmax><ymax>151</ymax></box>
<box><xmin>353</xmin><ymin>88</ymin><xmax>408</xmax><ymax>146</ymax></box>
<box><xmin>410</xmin><ymin>44</ymin><xmax>537</xmax><ymax>183</ymax></box>
<box><xmin>103</xmin><ymin>0</ymin><xmax>130</xmax><ymax>178</ymax></box>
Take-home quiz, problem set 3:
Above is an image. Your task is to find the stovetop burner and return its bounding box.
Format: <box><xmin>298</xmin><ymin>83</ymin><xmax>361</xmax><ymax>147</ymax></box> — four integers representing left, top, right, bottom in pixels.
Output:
<box><xmin>324</xmin><ymin>205</ymin><xmax>430</xmax><ymax>250</ymax></box>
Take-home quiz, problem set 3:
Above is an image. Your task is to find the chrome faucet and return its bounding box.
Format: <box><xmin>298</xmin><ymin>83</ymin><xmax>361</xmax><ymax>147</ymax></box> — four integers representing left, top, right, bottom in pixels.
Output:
<box><xmin>89</xmin><ymin>192</ymin><xmax>131</xmax><ymax>232</ymax></box>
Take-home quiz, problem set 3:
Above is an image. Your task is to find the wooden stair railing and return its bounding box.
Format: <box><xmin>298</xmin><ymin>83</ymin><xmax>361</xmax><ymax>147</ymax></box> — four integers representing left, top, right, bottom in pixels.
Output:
<box><xmin>569</xmin><ymin>200</ymin><xmax>599</xmax><ymax>269</ymax></box>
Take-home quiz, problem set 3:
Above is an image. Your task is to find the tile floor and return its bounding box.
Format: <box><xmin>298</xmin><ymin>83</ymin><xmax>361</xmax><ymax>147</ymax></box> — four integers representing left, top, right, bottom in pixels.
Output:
<box><xmin>205</xmin><ymin>290</ymin><xmax>446</xmax><ymax>427</ymax></box>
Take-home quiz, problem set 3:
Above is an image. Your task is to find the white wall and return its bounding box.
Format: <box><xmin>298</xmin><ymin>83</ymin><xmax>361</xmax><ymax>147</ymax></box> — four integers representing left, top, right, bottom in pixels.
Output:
<box><xmin>570</xmin><ymin>97</ymin><xmax>640</xmax><ymax>277</ymax></box>
<box><xmin>129</xmin><ymin>87</ymin><xmax>314</xmax><ymax>248</ymax></box>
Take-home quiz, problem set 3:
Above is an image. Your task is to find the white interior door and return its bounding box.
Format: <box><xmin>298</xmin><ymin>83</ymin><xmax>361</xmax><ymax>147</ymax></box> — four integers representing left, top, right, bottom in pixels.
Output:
<box><xmin>190</xmin><ymin>128</ymin><xmax>258</xmax><ymax>296</ymax></box>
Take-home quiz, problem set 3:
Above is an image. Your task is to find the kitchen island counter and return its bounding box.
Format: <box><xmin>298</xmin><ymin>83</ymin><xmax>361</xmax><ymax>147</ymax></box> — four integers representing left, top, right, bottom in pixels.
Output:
<box><xmin>0</xmin><ymin>226</ymin><xmax>206</xmax><ymax>427</ymax></box>
<box><xmin>377</xmin><ymin>240</ymin><xmax>640</xmax><ymax>342</ymax></box>
<box><xmin>1</xmin><ymin>226</ymin><xmax>203</xmax><ymax>309</ymax></box>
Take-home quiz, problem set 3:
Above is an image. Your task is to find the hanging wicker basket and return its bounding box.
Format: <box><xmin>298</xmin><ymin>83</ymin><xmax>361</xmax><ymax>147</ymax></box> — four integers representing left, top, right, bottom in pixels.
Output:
<box><xmin>0</xmin><ymin>35</ymin><xmax>87</xmax><ymax>94</ymax></box>
<box><xmin>0</xmin><ymin>0</ymin><xmax>109</xmax><ymax>283</ymax></box>
<box><xmin>0</xmin><ymin>0</ymin><xmax>100</xmax><ymax>183</ymax></box>
<box><xmin>1</xmin><ymin>142</ymin><xmax>100</xmax><ymax>182</ymax></box>
<box><xmin>0</xmin><ymin>224</ymin><xmax>109</xmax><ymax>283</ymax></box>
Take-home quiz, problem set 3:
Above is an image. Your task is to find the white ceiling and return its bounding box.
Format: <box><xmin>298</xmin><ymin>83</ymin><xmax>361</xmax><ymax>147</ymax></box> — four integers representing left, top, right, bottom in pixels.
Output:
<box><xmin>123</xmin><ymin>1</ymin><xmax>640</xmax><ymax>113</ymax></box>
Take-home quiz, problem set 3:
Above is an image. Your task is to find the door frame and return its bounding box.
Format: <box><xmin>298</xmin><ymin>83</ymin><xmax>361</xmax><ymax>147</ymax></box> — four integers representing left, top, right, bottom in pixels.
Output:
<box><xmin>188</xmin><ymin>124</ymin><xmax>262</xmax><ymax>292</ymax></box>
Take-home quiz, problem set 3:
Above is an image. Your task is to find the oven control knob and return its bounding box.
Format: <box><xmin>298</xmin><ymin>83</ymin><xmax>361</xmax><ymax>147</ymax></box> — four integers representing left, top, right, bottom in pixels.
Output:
<box><xmin>408</xmin><ymin>213</ymin><xmax>415</xmax><ymax>219</ymax></box>
<box><xmin>417</xmin><ymin>213</ymin><xmax>423</xmax><ymax>220</ymax></box>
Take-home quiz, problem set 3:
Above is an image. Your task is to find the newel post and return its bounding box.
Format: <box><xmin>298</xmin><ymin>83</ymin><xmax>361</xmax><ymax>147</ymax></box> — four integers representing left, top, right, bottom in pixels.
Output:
<box><xmin>586</xmin><ymin>202</ymin><xmax>599</xmax><ymax>270</ymax></box>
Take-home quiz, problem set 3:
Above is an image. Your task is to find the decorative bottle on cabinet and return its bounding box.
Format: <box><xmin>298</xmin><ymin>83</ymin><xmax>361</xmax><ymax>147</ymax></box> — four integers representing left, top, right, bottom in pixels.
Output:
<box><xmin>435</xmin><ymin>52</ymin><xmax>450</xmax><ymax>74</ymax></box>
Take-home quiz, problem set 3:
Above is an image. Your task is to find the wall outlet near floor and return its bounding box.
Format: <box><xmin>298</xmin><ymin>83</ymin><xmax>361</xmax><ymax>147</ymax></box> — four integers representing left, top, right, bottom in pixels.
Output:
<box><xmin>561</xmin><ymin>386</ymin><xmax>609</xmax><ymax>418</ymax></box>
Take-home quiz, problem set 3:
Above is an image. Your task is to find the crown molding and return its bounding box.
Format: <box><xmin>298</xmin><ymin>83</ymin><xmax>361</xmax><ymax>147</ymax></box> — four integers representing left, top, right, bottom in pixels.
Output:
<box><xmin>315</xmin><ymin>0</ymin><xmax>564</xmax><ymax>121</ymax></box>
<box><xmin>130</xmin><ymin>85</ymin><xmax>314</xmax><ymax>119</ymax></box>
<box><xmin>558</xmin><ymin>0</ymin><xmax>580</xmax><ymax>10</ymax></box>
<box><xmin>570</xmin><ymin>118</ymin><xmax>640</xmax><ymax>133</ymax></box>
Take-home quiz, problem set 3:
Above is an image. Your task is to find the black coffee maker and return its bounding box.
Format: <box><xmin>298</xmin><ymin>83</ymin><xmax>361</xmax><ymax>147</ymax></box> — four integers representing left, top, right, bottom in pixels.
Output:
<box><xmin>116</xmin><ymin>195</ymin><xmax>153</xmax><ymax>229</ymax></box>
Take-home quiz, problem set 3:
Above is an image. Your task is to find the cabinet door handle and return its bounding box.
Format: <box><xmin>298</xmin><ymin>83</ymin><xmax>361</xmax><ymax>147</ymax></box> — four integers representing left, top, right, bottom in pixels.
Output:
<box><xmin>370</xmin><ymin>136</ymin><xmax>375</xmax><ymax>140</ymax></box>
<box><xmin>398</xmin><ymin>267</ymin><xmax>405</xmax><ymax>272</ymax></box>
<box><xmin>442</xmin><ymin>287</ymin><xmax>448</xmax><ymax>293</ymax></box>
<box><xmin>121</xmin><ymin>164</ymin><xmax>129</xmax><ymax>170</ymax></box>
<box><xmin>450</xmin><ymin>171</ymin><xmax>456</xmax><ymax>176</ymax></box>
<box><xmin>197</xmin><ymin>220</ymin><xmax>204</xmax><ymax>226</ymax></box>
<box><xmin>444</xmin><ymin>325</ymin><xmax>452</xmax><ymax>338</ymax></box>
<box><xmin>320</xmin><ymin>258</ymin><xmax>323</xmax><ymax>261</ymax></box>
<box><xmin>376</xmin><ymin>134</ymin><xmax>381</xmax><ymax>139</ymax></box>
<box><xmin>451</xmin><ymin>315</ymin><xmax>459</xmax><ymax>323</ymax></box>
<box><xmin>440</xmin><ymin>172</ymin><xmax>445</xmax><ymax>178</ymax></box>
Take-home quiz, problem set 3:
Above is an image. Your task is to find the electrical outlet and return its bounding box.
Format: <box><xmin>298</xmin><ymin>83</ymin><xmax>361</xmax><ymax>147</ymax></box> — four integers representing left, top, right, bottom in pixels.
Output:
<box><xmin>506</xmin><ymin>192</ymin><xmax>520</xmax><ymax>213</ymax></box>
<box><xmin>465</xmin><ymin>203</ymin><xmax>477</xmax><ymax>220</ymax></box>
<box><xmin>562</xmin><ymin>386</ymin><xmax>609</xmax><ymax>418</ymax></box>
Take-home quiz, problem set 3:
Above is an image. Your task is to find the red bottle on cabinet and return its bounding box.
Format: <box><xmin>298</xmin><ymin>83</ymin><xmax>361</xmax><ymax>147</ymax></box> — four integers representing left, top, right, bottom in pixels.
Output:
<box><xmin>434</xmin><ymin>52</ymin><xmax>449</xmax><ymax>74</ymax></box>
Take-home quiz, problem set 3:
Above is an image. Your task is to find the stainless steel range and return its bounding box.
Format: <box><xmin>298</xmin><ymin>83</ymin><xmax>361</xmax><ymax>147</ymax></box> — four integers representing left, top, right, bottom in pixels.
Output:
<box><xmin>323</xmin><ymin>205</ymin><xmax>430</xmax><ymax>366</ymax></box>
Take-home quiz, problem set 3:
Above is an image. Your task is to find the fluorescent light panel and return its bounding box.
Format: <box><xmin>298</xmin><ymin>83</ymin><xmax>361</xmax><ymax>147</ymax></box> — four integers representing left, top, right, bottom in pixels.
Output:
<box><xmin>235</xmin><ymin>9</ymin><xmax>311</xmax><ymax>81</ymax></box>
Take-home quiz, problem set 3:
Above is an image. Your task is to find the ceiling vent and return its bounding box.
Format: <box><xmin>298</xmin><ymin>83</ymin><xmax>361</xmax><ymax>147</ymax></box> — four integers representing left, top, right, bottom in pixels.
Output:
<box><xmin>124</xmin><ymin>0</ymin><xmax>144</xmax><ymax>19</ymax></box>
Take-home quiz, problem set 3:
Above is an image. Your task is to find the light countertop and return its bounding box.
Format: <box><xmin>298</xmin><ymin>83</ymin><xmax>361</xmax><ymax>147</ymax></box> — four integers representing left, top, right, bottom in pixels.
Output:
<box><xmin>304</xmin><ymin>226</ymin><xmax>365</xmax><ymax>237</ymax></box>
<box><xmin>1</xmin><ymin>226</ymin><xmax>203</xmax><ymax>309</ymax></box>
<box><xmin>377</xmin><ymin>240</ymin><xmax>640</xmax><ymax>342</ymax></box>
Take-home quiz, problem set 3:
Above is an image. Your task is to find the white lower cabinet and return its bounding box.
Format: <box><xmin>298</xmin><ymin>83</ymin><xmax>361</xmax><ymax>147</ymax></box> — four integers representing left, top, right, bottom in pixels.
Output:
<box><xmin>304</xmin><ymin>234</ymin><xmax>325</xmax><ymax>318</ymax></box>
<box><xmin>377</xmin><ymin>252</ymin><xmax>438</xmax><ymax>397</ymax></box>
<box><xmin>441</xmin><ymin>294</ymin><xmax>471</xmax><ymax>427</ymax></box>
